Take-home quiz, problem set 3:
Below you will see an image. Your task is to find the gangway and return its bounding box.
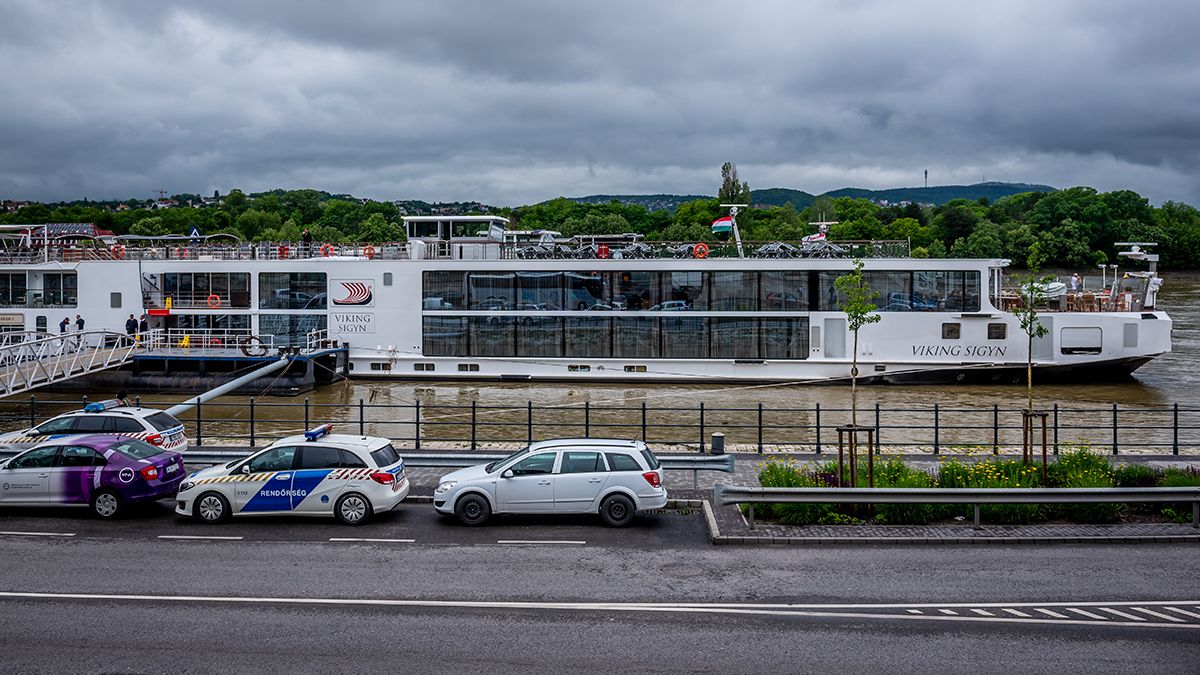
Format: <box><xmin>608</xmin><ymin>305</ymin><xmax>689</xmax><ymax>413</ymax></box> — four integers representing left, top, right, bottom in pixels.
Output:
<box><xmin>0</xmin><ymin>331</ymin><xmax>142</xmax><ymax>398</ymax></box>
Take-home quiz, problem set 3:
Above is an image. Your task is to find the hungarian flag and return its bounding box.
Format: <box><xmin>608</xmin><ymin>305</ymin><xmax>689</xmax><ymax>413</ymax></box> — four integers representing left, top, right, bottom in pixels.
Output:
<box><xmin>711</xmin><ymin>216</ymin><xmax>733</xmax><ymax>233</ymax></box>
<box><xmin>802</xmin><ymin>231</ymin><xmax>826</xmax><ymax>242</ymax></box>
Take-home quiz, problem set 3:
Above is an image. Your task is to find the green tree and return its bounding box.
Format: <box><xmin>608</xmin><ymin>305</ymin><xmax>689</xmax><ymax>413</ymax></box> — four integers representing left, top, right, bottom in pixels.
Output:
<box><xmin>833</xmin><ymin>259</ymin><xmax>881</xmax><ymax>485</ymax></box>
<box><xmin>1012</xmin><ymin>242</ymin><xmax>1053</xmax><ymax>413</ymax></box>
<box><xmin>358</xmin><ymin>213</ymin><xmax>405</xmax><ymax>242</ymax></box>
<box><xmin>718</xmin><ymin>162</ymin><xmax>750</xmax><ymax>204</ymax></box>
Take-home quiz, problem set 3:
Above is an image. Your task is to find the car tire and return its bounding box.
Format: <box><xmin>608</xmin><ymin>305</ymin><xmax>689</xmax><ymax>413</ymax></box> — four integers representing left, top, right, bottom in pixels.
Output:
<box><xmin>599</xmin><ymin>494</ymin><xmax>636</xmax><ymax>527</ymax></box>
<box><xmin>455</xmin><ymin>493</ymin><xmax>491</xmax><ymax>526</ymax></box>
<box><xmin>335</xmin><ymin>492</ymin><xmax>373</xmax><ymax>526</ymax></box>
<box><xmin>194</xmin><ymin>491</ymin><xmax>231</xmax><ymax>524</ymax></box>
<box><xmin>90</xmin><ymin>489</ymin><xmax>122</xmax><ymax>519</ymax></box>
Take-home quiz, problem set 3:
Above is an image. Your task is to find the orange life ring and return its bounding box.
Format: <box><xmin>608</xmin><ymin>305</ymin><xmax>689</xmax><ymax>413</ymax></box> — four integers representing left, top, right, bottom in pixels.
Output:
<box><xmin>208</xmin><ymin>337</ymin><xmax>222</xmax><ymax>347</ymax></box>
<box><xmin>176</xmin><ymin>247</ymin><xmax>189</xmax><ymax>259</ymax></box>
<box><xmin>363</xmin><ymin>245</ymin><xmax>376</xmax><ymax>259</ymax></box>
<box><xmin>111</xmin><ymin>244</ymin><xmax>125</xmax><ymax>259</ymax></box>
<box><xmin>278</xmin><ymin>244</ymin><xmax>289</xmax><ymax>259</ymax></box>
<box><xmin>693</xmin><ymin>242</ymin><xmax>710</xmax><ymax>259</ymax></box>
<box><xmin>320</xmin><ymin>243</ymin><xmax>335</xmax><ymax>257</ymax></box>
<box><xmin>206</xmin><ymin>294</ymin><xmax>221</xmax><ymax>308</ymax></box>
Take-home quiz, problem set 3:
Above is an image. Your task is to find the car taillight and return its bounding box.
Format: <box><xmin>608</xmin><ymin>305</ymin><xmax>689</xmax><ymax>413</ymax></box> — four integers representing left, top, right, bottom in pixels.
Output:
<box><xmin>140</xmin><ymin>465</ymin><xmax>159</xmax><ymax>481</ymax></box>
<box><xmin>642</xmin><ymin>471</ymin><xmax>661</xmax><ymax>488</ymax></box>
<box><xmin>146</xmin><ymin>433</ymin><xmax>163</xmax><ymax>446</ymax></box>
<box><xmin>370</xmin><ymin>471</ymin><xmax>395</xmax><ymax>485</ymax></box>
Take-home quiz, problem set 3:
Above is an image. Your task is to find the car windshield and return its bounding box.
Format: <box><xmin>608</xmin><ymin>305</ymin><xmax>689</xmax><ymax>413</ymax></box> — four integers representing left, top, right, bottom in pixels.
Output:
<box><xmin>485</xmin><ymin>446</ymin><xmax>531</xmax><ymax>473</ymax></box>
<box><xmin>145</xmin><ymin>412</ymin><xmax>183</xmax><ymax>431</ymax></box>
<box><xmin>370</xmin><ymin>444</ymin><xmax>400</xmax><ymax>467</ymax></box>
<box><xmin>111</xmin><ymin>438</ymin><xmax>163</xmax><ymax>460</ymax></box>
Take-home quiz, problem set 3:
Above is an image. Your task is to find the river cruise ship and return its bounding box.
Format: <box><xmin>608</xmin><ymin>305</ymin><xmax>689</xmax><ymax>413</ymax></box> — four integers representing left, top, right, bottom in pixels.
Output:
<box><xmin>0</xmin><ymin>217</ymin><xmax>1171</xmax><ymax>384</ymax></box>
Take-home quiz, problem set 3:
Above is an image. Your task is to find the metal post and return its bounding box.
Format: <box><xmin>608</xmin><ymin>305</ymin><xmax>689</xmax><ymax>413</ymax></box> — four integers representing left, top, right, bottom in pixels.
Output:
<box><xmin>992</xmin><ymin>404</ymin><xmax>999</xmax><ymax>454</ymax></box>
<box><xmin>1112</xmin><ymin>403</ymin><xmax>1119</xmax><ymax>455</ymax></box>
<box><xmin>1173</xmin><ymin>403</ymin><xmax>1179</xmax><ymax>456</ymax></box>
<box><xmin>933</xmin><ymin>403</ymin><xmax>940</xmax><ymax>455</ymax></box>
<box><xmin>1193</xmin><ymin>501</ymin><xmax>1198</xmax><ymax>529</ymax></box>
<box><xmin>527</xmin><ymin>400</ymin><xmax>533</xmax><ymax>445</ymax></box>
<box><xmin>748</xmin><ymin>503</ymin><xmax>755</xmax><ymax>530</ymax></box>
<box><xmin>699</xmin><ymin>402</ymin><xmax>705</xmax><ymax>452</ymax></box>
<box><xmin>249</xmin><ymin>398</ymin><xmax>255</xmax><ymax>448</ymax></box>
<box><xmin>757</xmin><ymin>402</ymin><xmax>763</xmax><ymax>453</ymax></box>
<box><xmin>1053</xmin><ymin>403</ymin><xmax>1059</xmax><ymax>455</ymax></box>
<box><xmin>414</xmin><ymin>400</ymin><xmax>421</xmax><ymax>449</ymax></box>
<box><xmin>358</xmin><ymin>398</ymin><xmax>365</xmax><ymax>436</ymax></box>
<box><xmin>195</xmin><ymin>400</ymin><xmax>202</xmax><ymax>447</ymax></box>
<box><xmin>304</xmin><ymin>398</ymin><xmax>310</xmax><ymax>430</ymax></box>
<box><xmin>471</xmin><ymin>400</ymin><xmax>477</xmax><ymax>451</ymax></box>
<box><xmin>874</xmin><ymin>402</ymin><xmax>881</xmax><ymax>454</ymax></box>
<box><xmin>641</xmin><ymin>401</ymin><xmax>647</xmax><ymax>442</ymax></box>
<box><xmin>584</xmin><ymin>401</ymin><xmax>590</xmax><ymax>438</ymax></box>
<box><xmin>815</xmin><ymin>402</ymin><xmax>822</xmax><ymax>454</ymax></box>
<box><xmin>28</xmin><ymin>395</ymin><xmax>35</xmax><ymax>428</ymax></box>
<box><xmin>973</xmin><ymin>504</ymin><xmax>981</xmax><ymax>528</ymax></box>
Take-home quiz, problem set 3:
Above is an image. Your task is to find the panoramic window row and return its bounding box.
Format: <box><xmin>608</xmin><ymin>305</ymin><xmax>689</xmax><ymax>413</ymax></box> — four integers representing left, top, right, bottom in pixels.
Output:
<box><xmin>423</xmin><ymin>270</ymin><xmax>980</xmax><ymax>313</ymax></box>
<box><xmin>423</xmin><ymin>316</ymin><xmax>810</xmax><ymax>360</ymax></box>
<box><xmin>259</xmin><ymin>272</ymin><xmax>327</xmax><ymax>310</ymax></box>
<box><xmin>162</xmin><ymin>272</ymin><xmax>251</xmax><ymax>308</ymax></box>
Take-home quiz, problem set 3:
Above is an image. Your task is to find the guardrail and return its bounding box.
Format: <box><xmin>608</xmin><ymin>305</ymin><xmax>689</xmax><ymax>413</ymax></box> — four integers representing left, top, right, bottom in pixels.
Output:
<box><xmin>713</xmin><ymin>484</ymin><xmax>1200</xmax><ymax>528</ymax></box>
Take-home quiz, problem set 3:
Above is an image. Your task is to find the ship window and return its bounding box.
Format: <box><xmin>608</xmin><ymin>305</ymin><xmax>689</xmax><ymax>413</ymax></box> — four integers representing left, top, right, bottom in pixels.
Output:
<box><xmin>468</xmin><ymin>271</ymin><xmax>515</xmax><ymax>310</ymax></box>
<box><xmin>423</xmin><ymin>317</ymin><xmax>468</xmax><ymax>356</ymax></box>
<box><xmin>1061</xmin><ymin>327</ymin><xmax>1102</xmax><ymax>355</ymax></box>
<box><xmin>36</xmin><ymin>315</ymin><xmax>46</xmax><ymax>332</ymax></box>
<box><xmin>43</xmin><ymin>272</ymin><xmax>77</xmax><ymax>307</ymax></box>
<box><xmin>565</xmin><ymin>271</ymin><xmax>609</xmax><ymax>311</ymax></box>
<box><xmin>568</xmin><ymin>364</ymin><xmax>591</xmax><ymax>372</ymax></box>
<box><xmin>711</xmin><ymin>318</ymin><xmax>758</xmax><ymax>359</ymax></box>
<box><xmin>163</xmin><ymin>273</ymin><xmax>250</xmax><ymax>309</ymax></box>
<box><xmin>414</xmin><ymin>363</ymin><xmax>435</xmax><ymax>372</ymax></box>
<box><xmin>370</xmin><ymin>362</ymin><xmax>392</xmax><ymax>371</ymax></box>
<box><xmin>624</xmin><ymin>365</ymin><xmax>648</xmax><ymax>373</ymax></box>
<box><xmin>516</xmin><ymin>272</ymin><xmax>563</xmax><ymax>310</ymax></box>
<box><xmin>383</xmin><ymin>272</ymin><xmax>393</xmax><ymax>287</ymax></box>
<box><xmin>423</xmin><ymin>271</ymin><xmax>466</xmax><ymax>310</ymax></box>
<box><xmin>942</xmin><ymin>322</ymin><xmax>961</xmax><ymax>339</ymax></box>
<box><xmin>172</xmin><ymin>314</ymin><xmax>251</xmax><ymax>331</ymax></box>
<box><xmin>661</xmin><ymin>316</ymin><xmax>708</xmax><ymax>358</ymax></box>
<box><xmin>564</xmin><ymin>317</ymin><xmax>612</xmax><ymax>358</ymax></box>
<box><xmin>258</xmin><ymin>314</ymin><xmax>327</xmax><ymax>346</ymax></box>
<box><xmin>457</xmin><ymin>363</ymin><xmax>480</xmax><ymax>372</ymax></box>
<box><xmin>612</xmin><ymin>271</ymin><xmax>661</xmax><ymax>311</ymax></box>
<box><xmin>817</xmin><ymin>271</ymin><xmax>848</xmax><ymax>310</ymax></box>
<box><xmin>987</xmin><ymin>323</ymin><xmax>1007</xmax><ymax>340</ymax></box>
<box><xmin>868</xmin><ymin>271</ymin><xmax>913</xmax><ymax>312</ymax></box>
<box><xmin>664</xmin><ymin>272</ymin><xmax>706</xmax><ymax>311</ymax></box>
<box><xmin>0</xmin><ymin>273</ymin><xmax>27</xmax><ymax>307</ymax></box>
<box><xmin>110</xmin><ymin>292</ymin><xmax>121</xmax><ymax>308</ymax></box>
<box><xmin>516</xmin><ymin>316</ymin><xmax>562</xmax><ymax>357</ymax></box>
<box><xmin>259</xmin><ymin>273</ymin><xmax>326</xmax><ymax>310</ymax></box>
<box><xmin>469</xmin><ymin>316</ymin><xmax>514</xmax><ymax>357</ymax></box>
<box><xmin>761</xmin><ymin>318</ymin><xmax>810</xmax><ymax>359</ymax></box>
<box><xmin>613</xmin><ymin>317</ymin><xmax>659</xmax><ymax>358</ymax></box>
<box><xmin>710</xmin><ymin>272</ymin><xmax>758</xmax><ymax>311</ymax></box>
<box><xmin>760</xmin><ymin>271</ymin><xmax>808</xmax><ymax>311</ymax></box>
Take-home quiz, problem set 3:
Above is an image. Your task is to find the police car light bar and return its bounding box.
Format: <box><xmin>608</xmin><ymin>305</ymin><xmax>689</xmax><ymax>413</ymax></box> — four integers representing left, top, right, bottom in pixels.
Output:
<box><xmin>83</xmin><ymin>399</ymin><xmax>125</xmax><ymax>412</ymax></box>
<box><xmin>304</xmin><ymin>423</ymin><xmax>334</xmax><ymax>441</ymax></box>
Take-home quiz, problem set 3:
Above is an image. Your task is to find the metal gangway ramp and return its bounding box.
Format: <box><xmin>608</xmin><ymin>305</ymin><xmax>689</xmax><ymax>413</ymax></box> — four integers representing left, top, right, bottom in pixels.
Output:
<box><xmin>0</xmin><ymin>331</ymin><xmax>141</xmax><ymax>397</ymax></box>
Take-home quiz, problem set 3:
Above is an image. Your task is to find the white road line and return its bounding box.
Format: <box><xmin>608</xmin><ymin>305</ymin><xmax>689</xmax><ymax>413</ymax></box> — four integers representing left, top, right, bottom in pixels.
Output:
<box><xmin>1162</xmin><ymin>607</ymin><xmax>1200</xmax><ymax>620</ymax></box>
<box><xmin>1098</xmin><ymin>607</ymin><xmax>1146</xmax><ymax>621</ymax></box>
<box><xmin>906</xmin><ymin>609</ymin><xmax>923</xmax><ymax>614</ymax></box>
<box><xmin>496</xmin><ymin>540</ymin><xmax>586</xmax><ymax>545</ymax></box>
<box><xmin>1001</xmin><ymin>608</ymin><xmax>1032</xmax><ymax>618</ymax></box>
<box><xmin>1065</xmin><ymin>608</ymin><xmax>1108</xmax><ymax>621</ymax></box>
<box><xmin>0</xmin><ymin>531</ymin><xmax>76</xmax><ymax>537</ymax></box>
<box><xmin>1132</xmin><ymin>607</ymin><xmax>1186</xmax><ymax>623</ymax></box>
<box><xmin>938</xmin><ymin>609</ymin><xmax>958</xmax><ymax>615</ymax></box>
<box><xmin>328</xmin><ymin>538</ymin><xmax>415</xmax><ymax>543</ymax></box>
<box><xmin>156</xmin><ymin>535</ymin><xmax>243</xmax><ymax>541</ymax></box>
<box><xmin>970</xmin><ymin>609</ymin><xmax>995</xmax><ymax>616</ymax></box>
<box><xmin>1034</xmin><ymin>608</ymin><xmax>1069</xmax><ymax>619</ymax></box>
<box><xmin>0</xmin><ymin>592</ymin><xmax>1196</xmax><ymax>630</ymax></box>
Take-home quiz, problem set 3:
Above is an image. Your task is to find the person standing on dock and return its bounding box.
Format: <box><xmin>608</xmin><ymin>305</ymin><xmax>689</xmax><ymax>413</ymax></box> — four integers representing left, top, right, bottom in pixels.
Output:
<box><xmin>75</xmin><ymin>314</ymin><xmax>85</xmax><ymax>331</ymax></box>
<box><xmin>139</xmin><ymin>314</ymin><xmax>149</xmax><ymax>335</ymax></box>
<box><xmin>59</xmin><ymin>316</ymin><xmax>70</xmax><ymax>334</ymax></box>
<box><xmin>124</xmin><ymin>314</ymin><xmax>137</xmax><ymax>336</ymax></box>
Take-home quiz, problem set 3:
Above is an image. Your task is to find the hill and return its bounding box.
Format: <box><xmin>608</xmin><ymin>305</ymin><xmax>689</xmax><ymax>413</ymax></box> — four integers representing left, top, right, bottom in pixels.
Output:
<box><xmin>568</xmin><ymin>194</ymin><xmax>711</xmax><ymax>213</ymax></box>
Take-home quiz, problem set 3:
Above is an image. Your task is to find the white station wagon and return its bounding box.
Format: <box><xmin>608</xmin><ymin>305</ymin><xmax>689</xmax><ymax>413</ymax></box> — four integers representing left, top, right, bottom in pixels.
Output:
<box><xmin>433</xmin><ymin>438</ymin><xmax>667</xmax><ymax>527</ymax></box>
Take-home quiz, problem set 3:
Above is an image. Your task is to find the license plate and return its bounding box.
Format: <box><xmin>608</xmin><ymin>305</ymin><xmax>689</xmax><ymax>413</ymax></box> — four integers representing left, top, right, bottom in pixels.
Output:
<box><xmin>165</xmin><ymin>463</ymin><xmax>179</xmax><ymax>475</ymax></box>
<box><xmin>392</xmin><ymin>477</ymin><xmax>405</xmax><ymax>492</ymax></box>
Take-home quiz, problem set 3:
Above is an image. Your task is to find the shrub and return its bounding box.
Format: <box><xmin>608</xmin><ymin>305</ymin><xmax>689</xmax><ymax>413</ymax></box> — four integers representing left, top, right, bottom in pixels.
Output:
<box><xmin>1159</xmin><ymin>468</ymin><xmax>1200</xmax><ymax>522</ymax></box>
<box><xmin>874</xmin><ymin>461</ymin><xmax>938</xmax><ymax>524</ymax></box>
<box><xmin>937</xmin><ymin>459</ymin><xmax>1044</xmax><ymax>523</ymax></box>
<box><xmin>1047</xmin><ymin>446</ymin><xmax>1111</xmax><ymax>487</ymax></box>
<box><xmin>1113</xmin><ymin>464</ymin><xmax>1159</xmax><ymax>488</ymax></box>
<box><xmin>754</xmin><ymin>459</ymin><xmax>832</xmax><ymax>525</ymax></box>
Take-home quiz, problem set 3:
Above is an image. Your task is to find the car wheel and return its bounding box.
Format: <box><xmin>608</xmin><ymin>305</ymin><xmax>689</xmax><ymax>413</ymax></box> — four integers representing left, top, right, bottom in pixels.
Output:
<box><xmin>194</xmin><ymin>491</ymin><xmax>231</xmax><ymax>524</ymax></box>
<box><xmin>335</xmin><ymin>493</ymin><xmax>373</xmax><ymax>525</ymax></box>
<box><xmin>599</xmin><ymin>494</ymin><xmax>636</xmax><ymax>527</ymax></box>
<box><xmin>91</xmin><ymin>489</ymin><xmax>122</xmax><ymax>519</ymax></box>
<box><xmin>455</xmin><ymin>493</ymin><xmax>491</xmax><ymax>526</ymax></box>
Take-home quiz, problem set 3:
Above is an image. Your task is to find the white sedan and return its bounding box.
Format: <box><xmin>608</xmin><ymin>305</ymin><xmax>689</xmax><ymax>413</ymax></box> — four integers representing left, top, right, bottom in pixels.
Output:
<box><xmin>176</xmin><ymin>425</ymin><xmax>409</xmax><ymax>525</ymax></box>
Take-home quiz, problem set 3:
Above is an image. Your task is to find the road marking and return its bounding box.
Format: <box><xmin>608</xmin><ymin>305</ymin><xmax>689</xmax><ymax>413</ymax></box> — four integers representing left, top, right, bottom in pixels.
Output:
<box><xmin>1163</xmin><ymin>607</ymin><xmax>1200</xmax><ymax>620</ymax></box>
<box><xmin>938</xmin><ymin>609</ymin><xmax>958</xmax><ymax>615</ymax></box>
<box><xmin>1065</xmin><ymin>608</ymin><xmax>1108</xmax><ymax>621</ymax></box>
<box><xmin>970</xmin><ymin>609</ymin><xmax>995</xmax><ymax>616</ymax></box>
<box><xmin>0</xmin><ymin>531</ymin><xmax>76</xmax><ymax>537</ymax></box>
<box><xmin>328</xmin><ymin>538</ymin><xmax>415</xmax><ymax>543</ymax></box>
<box><xmin>496</xmin><ymin>540</ymin><xmax>586</xmax><ymax>545</ymax></box>
<box><xmin>1001</xmin><ymin>608</ymin><xmax>1032</xmax><ymax>618</ymax></box>
<box><xmin>1034</xmin><ymin>608</ymin><xmax>1069</xmax><ymax>619</ymax></box>
<box><xmin>1132</xmin><ymin>607</ymin><xmax>1186</xmax><ymax>623</ymax></box>
<box><xmin>156</xmin><ymin>535</ymin><xmax>243</xmax><ymax>541</ymax></box>
<box><xmin>1098</xmin><ymin>607</ymin><xmax>1146</xmax><ymax>621</ymax></box>
<box><xmin>906</xmin><ymin>609</ymin><xmax>923</xmax><ymax>614</ymax></box>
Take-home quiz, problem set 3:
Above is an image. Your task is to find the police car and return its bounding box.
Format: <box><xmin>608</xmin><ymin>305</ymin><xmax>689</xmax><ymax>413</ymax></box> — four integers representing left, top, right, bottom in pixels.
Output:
<box><xmin>176</xmin><ymin>424</ymin><xmax>409</xmax><ymax>525</ymax></box>
<box><xmin>0</xmin><ymin>400</ymin><xmax>188</xmax><ymax>453</ymax></box>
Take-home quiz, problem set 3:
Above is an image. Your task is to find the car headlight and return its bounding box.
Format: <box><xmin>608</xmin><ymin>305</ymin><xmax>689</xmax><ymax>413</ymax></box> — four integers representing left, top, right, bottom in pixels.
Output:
<box><xmin>435</xmin><ymin>480</ymin><xmax>457</xmax><ymax>494</ymax></box>
<box><xmin>179</xmin><ymin>481</ymin><xmax>196</xmax><ymax>492</ymax></box>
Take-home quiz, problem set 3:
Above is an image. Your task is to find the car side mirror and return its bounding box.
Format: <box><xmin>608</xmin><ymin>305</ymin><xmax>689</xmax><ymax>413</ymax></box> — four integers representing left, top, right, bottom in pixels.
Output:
<box><xmin>501</xmin><ymin>469</ymin><xmax>514</xmax><ymax>478</ymax></box>
<box><xmin>27</xmin><ymin>429</ymin><xmax>40</xmax><ymax>436</ymax></box>
<box><xmin>240</xmin><ymin>464</ymin><xmax>250</xmax><ymax>474</ymax></box>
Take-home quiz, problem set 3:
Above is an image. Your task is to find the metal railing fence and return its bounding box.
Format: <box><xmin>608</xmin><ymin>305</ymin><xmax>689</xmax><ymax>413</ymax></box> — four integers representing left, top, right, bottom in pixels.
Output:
<box><xmin>1</xmin><ymin>397</ymin><xmax>1198</xmax><ymax>455</ymax></box>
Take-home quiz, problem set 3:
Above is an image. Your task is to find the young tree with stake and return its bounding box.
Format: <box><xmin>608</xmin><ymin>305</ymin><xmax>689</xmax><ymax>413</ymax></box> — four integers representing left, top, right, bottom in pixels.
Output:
<box><xmin>834</xmin><ymin>259</ymin><xmax>880</xmax><ymax>485</ymax></box>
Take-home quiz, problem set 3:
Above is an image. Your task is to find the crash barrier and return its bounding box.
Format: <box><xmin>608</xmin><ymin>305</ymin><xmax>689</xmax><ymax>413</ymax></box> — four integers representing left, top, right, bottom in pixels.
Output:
<box><xmin>713</xmin><ymin>484</ymin><xmax>1200</xmax><ymax>529</ymax></box>
<box><xmin>4</xmin><ymin>397</ymin><xmax>1199</xmax><ymax>455</ymax></box>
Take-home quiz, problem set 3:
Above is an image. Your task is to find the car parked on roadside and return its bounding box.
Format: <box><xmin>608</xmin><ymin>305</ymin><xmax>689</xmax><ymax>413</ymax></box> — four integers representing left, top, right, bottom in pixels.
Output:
<box><xmin>0</xmin><ymin>434</ymin><xmax>186</xmax><ymax>518</ymax></box>
<box><xmin>0</xmin><ymin>399</ymin><xmax>188</xmax><ymax>453</ymax></box>
<box><xmin>176</xmin><ymin>424</ymin><xmax>409</xmax><ymax>525</ymax></box>
<box><xmin>434</xmin><ymin>438</ymin><xmax>667</xmax><ymax>527</ymax></box>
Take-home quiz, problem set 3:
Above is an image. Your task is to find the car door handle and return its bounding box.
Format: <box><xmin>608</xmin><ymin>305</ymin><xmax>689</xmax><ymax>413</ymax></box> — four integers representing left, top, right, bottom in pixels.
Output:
<box><xmin>538</xmin><ymin>480</ymin><xmax>551</xmax><ymax>486</ymax></box>
<box><xmin>37</xmin><ymin>473</ymin><xmax>49</xmax><ymax>478</ymax></box>
<box><xmin>587</xmin><ymin>478</ymin><xmax>602</xmax><ymax>483</ymax></box>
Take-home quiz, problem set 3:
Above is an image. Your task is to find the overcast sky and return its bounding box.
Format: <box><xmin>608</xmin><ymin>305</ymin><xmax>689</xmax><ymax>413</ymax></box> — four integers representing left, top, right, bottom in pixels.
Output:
<box><xmin>2</xmin><ymin>0</ymin><xmax>1198</xmax><ymax>206</ymax></box>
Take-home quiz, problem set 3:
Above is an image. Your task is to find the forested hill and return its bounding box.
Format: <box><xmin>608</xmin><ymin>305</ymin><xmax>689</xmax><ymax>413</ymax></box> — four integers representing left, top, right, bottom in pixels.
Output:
<box><xmin>569</xmin><ymin>182</ymin><xmax>1055</xmax><ymax>212</ymax></box>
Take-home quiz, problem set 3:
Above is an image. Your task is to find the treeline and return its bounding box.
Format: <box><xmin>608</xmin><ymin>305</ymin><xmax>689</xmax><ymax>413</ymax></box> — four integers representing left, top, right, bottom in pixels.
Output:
<box><xmin>3</xmin><ymin>186</ymin><xmax>1199</xmax><ymax>268</ymax></box>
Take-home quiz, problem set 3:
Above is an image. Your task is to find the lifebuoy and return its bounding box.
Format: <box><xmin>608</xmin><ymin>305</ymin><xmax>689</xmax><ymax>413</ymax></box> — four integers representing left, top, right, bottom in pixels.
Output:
<box><xmin>320</xmin><ymin>243</ymin><xmax>335</xmax><ymax>257</ymax></box>
<box><xmin>176</xmin><ymin>247</ymin><xmax>189</xmax><ymax>259</ymax></box>
<box><xmin>278</xmin><ymin>244</ymin><xmax>289</xmax><ymax>259</ymax></box>
<box><xmin>206</xmin><ymin>294</ymin><xmax>221</xmax><ymax>308</ymax></box>
<box><xmin>239</xmin><ymin>335</ymin><xmax>268</xmax><ymax>357</ymax></box>
<box><xmin>363</xmin><ymin>245</ymin><xmax>376</xmax><ymax>259</ymax></box>
<box><xmin>208</xmin><ymin>337</ymin><xmax>222</xmax><ymax>347</ymax></box>
<box><xmin>693</xmin><ymin>242</ymin><xmax>710</xmax><ymax>259</ymax></box>
<box><xmin>111</xmin><ymin>244</ymin><xmax>125</xmax><ymax>259</ymax></box>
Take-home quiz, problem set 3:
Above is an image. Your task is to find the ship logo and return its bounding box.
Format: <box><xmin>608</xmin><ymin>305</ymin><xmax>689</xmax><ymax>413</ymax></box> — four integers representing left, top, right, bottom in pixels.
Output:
<box><xmin>333</xmin><ymin>281</ymin><xmax>374</xmax><ymax>306</ymax></box>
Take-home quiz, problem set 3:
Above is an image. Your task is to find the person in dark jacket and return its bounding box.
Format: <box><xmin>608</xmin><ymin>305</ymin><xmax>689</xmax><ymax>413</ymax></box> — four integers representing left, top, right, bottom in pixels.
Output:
<box><xmin>301</xmin><ymin>228</ymin><xmax>314</xmax><ymax>258</ymax></box>
<box><xmin>139</xmin><ymin>314</ymin><xmax>149</xmax><ymax>333</ymax></box>
<box><xmin>75</xmin><ymin>314</ymin><xmax>85</xmax><ymax>331</ymax></box>
<box><xmin>59</xmin><ymin>317</ymin><xmax>70</xmax><ymax>333</ymax></box>
<box><xmin>124</xmin><ymin>314</ymin><xmax>138</xmax><ymax>335</ymax></box>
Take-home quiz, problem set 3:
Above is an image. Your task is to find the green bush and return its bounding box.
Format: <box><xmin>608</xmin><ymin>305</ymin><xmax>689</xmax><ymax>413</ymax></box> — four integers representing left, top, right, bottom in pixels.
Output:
<box><xmin>754</xmin><ymin>460</ymin><xmax>832</xmax><ymax>525</ymax></box>
<box><xmin>1047</xmin><ymin>447</ymin><xmax>1112</xmax><ymax>487</ymax></box>
<box><xmin>874</xmin><ymin>463</ymin><xmax>939</xmax><ymax>524</ymax></box>
<box><xmin>937</xmin><ymin>459</ymin><xmax>1043</xmax><ymax>523</ymax></box>
<box><xmin>1159</xmin><ymin>468</ymin><xmax>1200</xmax><ymax>522</ymax></box>
<box><xmin>1113</xmin><ymin>464</ymin><xmax>1159</xmax><ymax>488</ymax></box>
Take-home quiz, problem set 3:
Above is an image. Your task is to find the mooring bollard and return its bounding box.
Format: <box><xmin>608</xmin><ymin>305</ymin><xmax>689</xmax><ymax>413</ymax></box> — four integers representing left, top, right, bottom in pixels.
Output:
<box><xmin>711</xmin><ymin>432</ymin><xmax>725</xmax><ymax>455</ymax></box>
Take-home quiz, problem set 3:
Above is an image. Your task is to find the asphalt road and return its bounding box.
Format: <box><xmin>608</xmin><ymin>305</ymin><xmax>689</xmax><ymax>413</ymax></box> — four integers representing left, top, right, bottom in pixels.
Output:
<box><xmin>1</xmin><ymin>500</ymin><xmax>1199</xmax><ymax>673</ymax></box>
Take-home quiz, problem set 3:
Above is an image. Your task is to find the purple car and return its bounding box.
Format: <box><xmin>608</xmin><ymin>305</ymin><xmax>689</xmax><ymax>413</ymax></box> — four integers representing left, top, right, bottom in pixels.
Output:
<box><xmin>0</xmin><ymin>434</ymin><xmax>185</xmax><ymax>518</ymax></box>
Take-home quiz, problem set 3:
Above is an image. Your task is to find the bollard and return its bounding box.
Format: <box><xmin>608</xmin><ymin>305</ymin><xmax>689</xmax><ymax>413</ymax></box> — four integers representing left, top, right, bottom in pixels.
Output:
<box><xmin>711</xmin><ymin>432</ymin><xmax>725</xmax><ymax>455</ymax></box>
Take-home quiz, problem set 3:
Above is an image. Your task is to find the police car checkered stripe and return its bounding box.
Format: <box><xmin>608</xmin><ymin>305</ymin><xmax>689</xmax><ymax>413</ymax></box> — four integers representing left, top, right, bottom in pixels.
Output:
<box><xmin>192</xmin><ymin>468</ymin><xmax>378</xmax><ymax>485</ymax></box>
<box><xmin>4</xmin><ymin>427</ymin><xmax>186</xmax><ymax>446</ymax></box>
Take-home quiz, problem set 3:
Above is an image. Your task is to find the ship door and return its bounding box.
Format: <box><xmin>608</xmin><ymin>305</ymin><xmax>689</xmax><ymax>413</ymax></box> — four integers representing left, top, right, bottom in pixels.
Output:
<box><xmin>1033</xmin><ymin>316</ymin><xmax>1053</xmax><ymax>360</ymax></box>
<box><xmin>824</xmin><ymin>318</ymin><xmax>846</xmax><ymax>359</ymax></box>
